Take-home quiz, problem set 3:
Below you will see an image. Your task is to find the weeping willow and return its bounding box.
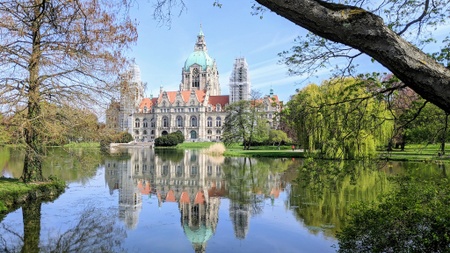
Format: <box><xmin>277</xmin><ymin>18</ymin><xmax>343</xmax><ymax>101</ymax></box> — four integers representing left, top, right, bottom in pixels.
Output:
<box><xmin>286</xmin><ymin>77</ymin><xmax>393</xmax><ymax>159</ymax></box>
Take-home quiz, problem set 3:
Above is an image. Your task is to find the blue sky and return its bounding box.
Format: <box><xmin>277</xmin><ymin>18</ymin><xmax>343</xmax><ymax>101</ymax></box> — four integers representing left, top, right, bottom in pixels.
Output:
<box><xmin>126</xmin><ymin>1</ymin><xmax>446</xmax><ymax>103</ymax></box>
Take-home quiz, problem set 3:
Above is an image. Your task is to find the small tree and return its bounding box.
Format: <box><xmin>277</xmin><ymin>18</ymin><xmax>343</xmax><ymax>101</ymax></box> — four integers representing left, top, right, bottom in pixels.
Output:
<box><xmin>268</xmin><ymin>129</ymin><xmax>290</xmax><ymax>148</ymax></box>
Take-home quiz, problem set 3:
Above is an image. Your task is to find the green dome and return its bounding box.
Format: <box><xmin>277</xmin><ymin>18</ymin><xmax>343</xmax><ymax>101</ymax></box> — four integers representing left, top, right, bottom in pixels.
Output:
<box><xmin>183</xmin><ymin>224</ymin><xmax>213</xmax><ymax>244</ymax></box>
<box><xmin>184</xmin><ymin>51</ymin><xmax>214</xmax><ymax>71</ymax></box>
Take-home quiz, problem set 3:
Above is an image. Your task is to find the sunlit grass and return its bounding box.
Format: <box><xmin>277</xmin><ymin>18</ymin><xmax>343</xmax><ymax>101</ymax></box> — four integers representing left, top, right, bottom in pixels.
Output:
<box><xmin>176</xmin><ymin>142</ymin><xmax>215</xmax><ymax>149</ymax></box>
<box><xmin>379</xmin><ymin>143</ymin><xmax>450</xmax><ymax>161</ymax></box>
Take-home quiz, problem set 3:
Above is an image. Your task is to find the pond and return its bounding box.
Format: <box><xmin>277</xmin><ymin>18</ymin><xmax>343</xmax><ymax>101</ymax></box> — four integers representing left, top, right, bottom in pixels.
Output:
<box><xmin>0</xmin><ymin>147</ymin><xmax>447</xmax><ymax>252</ymax></box>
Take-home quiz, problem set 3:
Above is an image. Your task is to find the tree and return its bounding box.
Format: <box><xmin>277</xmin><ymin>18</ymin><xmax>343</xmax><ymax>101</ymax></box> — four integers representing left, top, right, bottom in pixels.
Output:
<box><xmin>286</xmin><ymin>76</ymin><xmax>393</xmax><ymax>159</ymax></box>
<box><xmin>222</xmin><ymin>93</ymin><xmax>270</xmax><ymax>150</ymax></box>
<box><xmin>268</xmin><ymin>129</ymin><xmax>290</xmax><ymax>148</ymax></box>
<box><xmin>255</xmin><ymin>0</ymin><xmax>450</xmax><ymax>113</ymax></box>
<box><xmin>0</xmin><ymin>0</ymin><xmax>137</xmax><ymax>182</ymax></box>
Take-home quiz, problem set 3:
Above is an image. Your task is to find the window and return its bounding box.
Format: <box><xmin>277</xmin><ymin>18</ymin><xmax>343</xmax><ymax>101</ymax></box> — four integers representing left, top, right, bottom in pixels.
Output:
<box><xmin>190</xmin><ymin>130</ymin><xmax>197</xmax><ymax>139</ymax></box>
<box><xmin>215</xmin><ymin>117</ymin><xmax>221</xmax><ymax>127</ymax></box>
<box><xmin>163</xmin><ymin>116</ymin><xmax>169</xmax><ymax>128</ymax></box>
<box><xmin>216</xmin><ymin>129</ymin><xmax>221</xmax><ymax>135</ymax></box>
<box><xmin>216</xmin><ymin>104</ymin><xmax>221</xmax><ymax>111</ymax></box>
<box><xmin>190</xmin><ymin>116</ymin><xmax>198</xmax><ymax>127</ymax></box>
<box><xmin>144</xmin><ymin>106</ymin><xmax>147</xmax><ymax>113</ymax></box>
<box><xmin>207</xmin><ymin>117</ymin><xmax>212</xmax><ymax>127</ymax></box>
<box><xmin>134</xmin><ymin>119</ymin><xmax>140</xmax><ymax>128</ymax></box>
<box><xmin>143</xmin><ymin>130</ymin><xmax>147</xmax><ymax>135</ymax></box>
<box><xmin>176</xmin><ymin>116</ymin><xmax>183</xmax><ymax>127</ymax></box>
<box><xmin>143</xmin><ymin>118</ymin><xmax>148</xmax><ymax>128</ymax></box>
<box><xmin>208</xmin><ymin>105</ymin><xmax>212</xmax><ymax>112</ymax></box>
<box><xmin>151</xmin><ymin>118</ymin><xmax>155</xmax><ymax>127</ymax></box>
<box><xmin>207</xmin><ymin>129</ymin><xmax>212</xmax><ymax>135</ymax></box>
<box><xmin>192</xmin><ymin>68</ymin><xmax>200</xmax><ymax>88</ymax></box>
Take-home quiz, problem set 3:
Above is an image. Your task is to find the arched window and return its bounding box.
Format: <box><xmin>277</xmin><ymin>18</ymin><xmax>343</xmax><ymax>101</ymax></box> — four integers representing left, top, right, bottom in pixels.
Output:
<box><xmin>150</xmin><ymin>118</ymin><xmax>155</xmax><ymax>128</ymax></box>
<box><xmin>192</xmin><ymin>68</ymin><xmax>200</xmax><ymax>88</ymax></box>
<box><xmin>207</xmin><ymin>129</ymin><xmax>212</xmax><ymax>135</ymax></box>
<box><xmin>190</xmin><ymin>130</ymin><xmax>197</xmax><ymax>139</ymax></box>
<box><xmin>143</xmin><ymin>130</ymin><xmax>147</xmax><ymax>135</ymax></box>
<box><xmin>207</xmin><ymin>117</ymin><xmax>212</xmax><ymax>127</ymax></box>
<box><xmin>208</xmin><ymin>105</ymin><xmax>212</xmax><ymax>112</ymax></box>
<box><xmin>143</xmin><ymin>118</ymin><xmax>148</xmax><ymax>128</ymax></box>
<box><xmin>216</xmin><ymin>104</ymin><xmax>221</xmax><ymax>112</ymax></box>
<box><xmin>135</xmin><ymin>130</ymin><xmax>139</xmax><ymax>135</ymax></box>
<box><xmin>162</xmin><ymin>116</ymin><xmax>169</xmax><ymax>128</ymax></box>
<box><xmin>215</xmin><ymin>117</ymin><xmax>221</xmax><ymax>127</ymax></box>
<box><xmin>144</xmin><ymin>106</ymin><xmax>148</xmax><ymax>113</ymax></box>
<box><xmin>216</xmin><ymin>129</ymin><xmax>221</xmax><ymax>135</ymax></box>
<box><xmin>176</xmin><ymin>116</ymin><xmax>183</xmax><ymax>127</ymax></box>
<box><xmin>190</xmin><ymin>116</ymin><xmax>198</xmax><ymax>127</ymax></box>
<box><xmin>134</xmin><ymin>119</ymin><xmax>140</xmax><ymax>128</ymax></box>
<box><xmin>151</xmin><ymin>130</ymin><xmax>154</xmax><ymax>135</ymax></box>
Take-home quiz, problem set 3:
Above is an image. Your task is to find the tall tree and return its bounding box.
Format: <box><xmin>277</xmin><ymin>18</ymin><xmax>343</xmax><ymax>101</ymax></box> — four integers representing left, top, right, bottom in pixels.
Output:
<box><xmin>0</xmin><ymin>0</ymin><xmax>137</xmax><ymax>182</ymax></box>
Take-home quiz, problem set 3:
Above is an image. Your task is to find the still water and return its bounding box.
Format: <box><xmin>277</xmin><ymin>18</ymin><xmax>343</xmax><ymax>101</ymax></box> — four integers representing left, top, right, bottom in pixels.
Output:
<box><xmin>0</xmin><ymin>147</ymin><xmax>445</xmax><ymax>252</ymax></box>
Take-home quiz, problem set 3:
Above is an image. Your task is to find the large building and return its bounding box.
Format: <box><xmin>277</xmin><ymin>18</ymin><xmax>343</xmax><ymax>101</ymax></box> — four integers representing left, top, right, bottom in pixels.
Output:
<box><xmin>106</xmin><ymin>27</ymin><xmax>281</xmax><ymax>142</ymax></box>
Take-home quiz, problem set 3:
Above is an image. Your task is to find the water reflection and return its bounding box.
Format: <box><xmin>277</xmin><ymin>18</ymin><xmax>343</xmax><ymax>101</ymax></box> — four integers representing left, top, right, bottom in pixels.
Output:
<box><xmin>3</xmin><ymin>147</ymin><xmax>446</xmax><ymax>252</ymax></box>
<box><xmin>103</xmin><ymin>149</ymin><xmax>290</xmax><ymax>251</ymax></box>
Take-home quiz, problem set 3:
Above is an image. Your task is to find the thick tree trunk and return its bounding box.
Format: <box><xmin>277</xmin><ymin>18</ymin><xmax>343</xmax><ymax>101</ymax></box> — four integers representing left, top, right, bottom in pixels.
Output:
<box><xmin>21</xmin><ymin>0</ymin><xmax>45</xmax><ymax>182</ymax></box>
<box><xmin>256</xmin><ymin>0</ymin><xmax>450</xmax><ymax>113</ymax></box>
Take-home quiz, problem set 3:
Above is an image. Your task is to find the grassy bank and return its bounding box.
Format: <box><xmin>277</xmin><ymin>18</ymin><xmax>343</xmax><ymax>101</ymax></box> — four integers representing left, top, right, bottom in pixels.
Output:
<box><xmin>379</xmin><ymin>143</ymin><xmax>450</xmax><ymax>161</ymax></box>
<box><xmin>0</xmin><ymin>177</ymin><xmax>66</xmax><ymax>216</ymax></box>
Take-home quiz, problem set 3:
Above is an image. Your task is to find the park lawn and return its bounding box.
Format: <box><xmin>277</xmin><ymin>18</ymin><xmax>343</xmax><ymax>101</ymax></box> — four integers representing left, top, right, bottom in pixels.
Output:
<box><xmin>176</xmin><ymin>142</ymin><xmax>215</xmax><ymax>149</ymax></box>
<box><xmin>378</xmin><ymin>143</ymin><xmax>450</xmax><ymax>161</ymax></box>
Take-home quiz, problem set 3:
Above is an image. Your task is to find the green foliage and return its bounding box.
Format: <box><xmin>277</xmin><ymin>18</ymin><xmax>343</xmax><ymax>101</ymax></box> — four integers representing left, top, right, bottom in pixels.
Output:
<box><xmin>338</xmin><ymin>176</ymin><xmax>450</xmax><ymax>252</ymax></box>
<box><xmin>154</xmin><ymin>132</ymin><xmax>184</xmax><ymax>147</ymax></box>
<box><xmin>268</xmin><ymin>129</ymin><xmax>291</xmax><ymax>146</ymax></box>
<box><xmin>222</xmin><ymin>99</ymin><xmax>270</xmax><ymax>150</ymax></box>
<box><xmin>285</xmin><ymin>76</ymin><xmax>393</xmax><ymax>159</ymax></box>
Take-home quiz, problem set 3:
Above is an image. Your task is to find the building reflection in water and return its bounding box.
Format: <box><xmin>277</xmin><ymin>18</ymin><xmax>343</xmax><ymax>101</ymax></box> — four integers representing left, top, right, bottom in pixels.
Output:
<box><xmin>104</xmin><ymin>148</ymin><xmax>286</xmax><ymax>252</ymax></box>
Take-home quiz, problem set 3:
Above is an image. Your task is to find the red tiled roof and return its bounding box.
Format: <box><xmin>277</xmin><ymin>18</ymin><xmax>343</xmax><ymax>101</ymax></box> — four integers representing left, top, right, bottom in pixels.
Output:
<box><xmin>208</xmin><ymin>95</ymin><xmax>229</xmax><ymax>110</ymax></box>
<box><xmin>139</xmin><ymin>98</ymin><xmax>153</xmax><ymax>111</ymax></box>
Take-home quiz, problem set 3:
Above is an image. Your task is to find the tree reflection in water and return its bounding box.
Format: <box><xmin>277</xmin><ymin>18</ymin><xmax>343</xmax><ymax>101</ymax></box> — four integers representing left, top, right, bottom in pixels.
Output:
<box><xmin>0</xmin><ymin>205</ymin><xmax>126</xmax><ymax>253</ymax></box>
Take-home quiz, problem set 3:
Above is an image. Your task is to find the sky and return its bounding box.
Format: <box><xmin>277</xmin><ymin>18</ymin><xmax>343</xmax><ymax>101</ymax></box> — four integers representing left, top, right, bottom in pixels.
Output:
<box><xmin>126</xmin><ymin>1</ymin><xmax>446</xmax><ymax>103</ymax></box>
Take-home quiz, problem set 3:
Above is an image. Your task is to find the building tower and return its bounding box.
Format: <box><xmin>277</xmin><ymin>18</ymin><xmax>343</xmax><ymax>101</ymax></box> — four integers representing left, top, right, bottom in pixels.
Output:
<box><xmin>181</xmin><ymin>26</ymin><xmax>221</xmax><ymax>95</ymax></box>
<box><xmin>119</xmin><ymin>62</ymin><xmax>145</xmax><ymax>133</ymax></box>
<box><xmin>229</xmin><ymin>58</ymin><xmax>251</xmax><ymax>103</ymax></box>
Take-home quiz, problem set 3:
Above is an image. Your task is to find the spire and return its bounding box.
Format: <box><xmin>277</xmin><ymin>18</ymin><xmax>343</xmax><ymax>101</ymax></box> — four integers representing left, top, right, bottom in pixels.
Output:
<box><xmin>198</xmin><ymin>24</ymin><xmax>204</xmax><ymax>37</ymax></box>
<box><xmin>194</xmin><ymin>24</ymin><xmax>207</xmax><ymax>52</ymax></box>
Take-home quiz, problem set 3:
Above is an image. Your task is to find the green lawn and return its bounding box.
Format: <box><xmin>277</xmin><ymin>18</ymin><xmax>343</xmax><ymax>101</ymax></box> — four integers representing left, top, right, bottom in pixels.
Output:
<box><xmin>379</xmin><ymin>143</ymin><xmax>450</xmax><ymax>161</ymax></box>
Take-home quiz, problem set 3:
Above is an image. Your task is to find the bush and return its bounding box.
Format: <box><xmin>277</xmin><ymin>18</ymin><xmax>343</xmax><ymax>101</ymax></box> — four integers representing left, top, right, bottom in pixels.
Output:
<box><xmin>155</xmin><ymin>132</ymin><xmax>184</xmax><ymax>147</ymax></box>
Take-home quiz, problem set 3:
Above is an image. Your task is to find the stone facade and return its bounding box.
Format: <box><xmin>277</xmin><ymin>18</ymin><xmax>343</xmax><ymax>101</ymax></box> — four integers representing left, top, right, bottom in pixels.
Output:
<box><xmin>106</xmin><ymin>27</ymin><xmax>282</xmax><ymax>142</ymax></box>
